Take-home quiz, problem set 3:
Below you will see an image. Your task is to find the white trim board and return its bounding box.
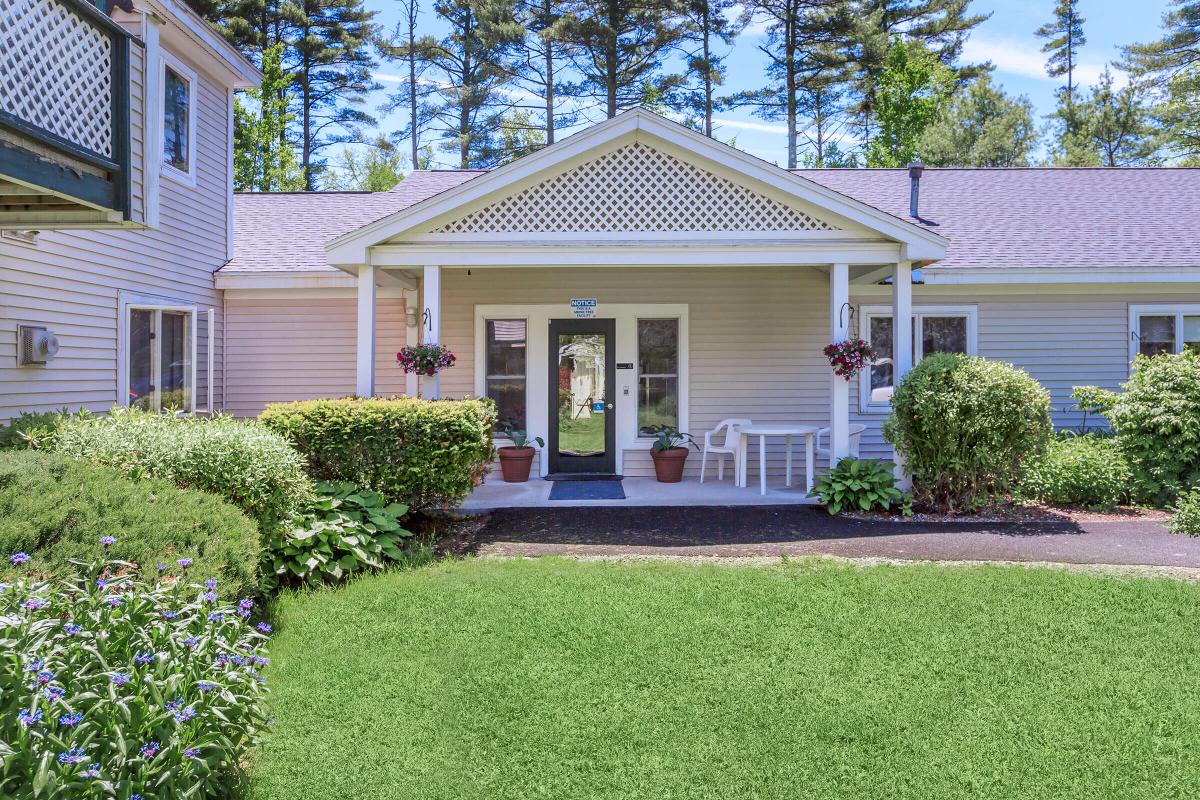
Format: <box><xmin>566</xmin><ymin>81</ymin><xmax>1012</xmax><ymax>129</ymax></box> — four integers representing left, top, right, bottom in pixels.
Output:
<box><xmin>474</xmin><ymin>303</ymin><xmax>690</xmax><ymax>477</ymax></box>
<box><xmin>924</xmin><ymin>267</ymin><xmax>1200</xmax><ymax>285</ymax></box>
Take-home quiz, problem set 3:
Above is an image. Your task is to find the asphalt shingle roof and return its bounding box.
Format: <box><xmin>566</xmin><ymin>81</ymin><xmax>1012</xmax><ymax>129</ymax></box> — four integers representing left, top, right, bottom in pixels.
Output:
<box><xmin>223</xmin><ymin>167</ymin><xmax>1200</xmax><ymax>274</ymax></box>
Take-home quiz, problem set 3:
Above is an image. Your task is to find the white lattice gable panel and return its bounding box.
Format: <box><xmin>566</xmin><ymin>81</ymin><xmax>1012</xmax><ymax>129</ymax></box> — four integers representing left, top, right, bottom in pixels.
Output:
<box><xmin>433</xmin><ymin>143</ymin><xmax>841</xmax><ymax>235</ymax></box>
<box><xmin>0</xmin><ymin>0</ymin><xmax>114</xmax><ymax>158</ymax></box>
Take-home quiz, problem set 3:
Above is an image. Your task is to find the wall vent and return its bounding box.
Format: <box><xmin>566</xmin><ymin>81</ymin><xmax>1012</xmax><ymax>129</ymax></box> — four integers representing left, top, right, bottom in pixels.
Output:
<box><xmin>18</xmin><ymin>325</ymin><xmax>59</xmax><ymax>366</ymax></box>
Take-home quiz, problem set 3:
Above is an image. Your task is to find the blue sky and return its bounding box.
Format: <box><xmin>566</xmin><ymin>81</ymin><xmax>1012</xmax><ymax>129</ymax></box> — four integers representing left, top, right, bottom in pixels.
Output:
<box><xmin>359</xmin><ymin>0</ymin><xmax>1173</xmax><ymax>167</ymax></box>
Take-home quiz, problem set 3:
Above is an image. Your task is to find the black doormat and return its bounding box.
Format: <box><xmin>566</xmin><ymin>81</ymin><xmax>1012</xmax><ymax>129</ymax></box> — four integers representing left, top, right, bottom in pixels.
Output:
<box><xmin>544</xmin><ymin>473</ymin><xmax>623</xmax><ymax>482</ymax></box>
<box><xmin>548</xmin><ymin>481</ymin><xmax>626</xmax><ymax>501</ymax></box>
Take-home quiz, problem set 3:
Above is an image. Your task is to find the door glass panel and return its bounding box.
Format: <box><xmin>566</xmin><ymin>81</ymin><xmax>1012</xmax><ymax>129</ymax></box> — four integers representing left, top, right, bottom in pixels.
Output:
<box><xmin>129</xmin><ymin>310</ymin><xmax>154</xmax><ymax>410</ymax></box>
<box><xmin>637</xmin><ymin>319</ymin><xmax>678</xmax><ymax>435</ymax></box>
<box><xmin>160</xmin><ymin>311</ymin><xmax>189</xmax><ymax>411</ymax></box>
<box><xmin>1139</xmin><ymin>315</ymin><xmax>1175</xmax><ymax>356</ymax></box>
<box><xmin>1184</xmin><ymin>316</ymin><xmax>1200</xmax><ymax>355</ymax></box>
<box><xmin>557</xmin><ymin>333</ymin><xmax>606</xmax><ymax>457</ymax></box>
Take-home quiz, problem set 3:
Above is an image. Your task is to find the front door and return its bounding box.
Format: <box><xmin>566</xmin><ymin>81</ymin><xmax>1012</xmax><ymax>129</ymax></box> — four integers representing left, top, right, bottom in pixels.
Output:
<box><xmin>548</xmin><ymin>318</ymin><xmax>617</xmax><ymax>475</ymax></box>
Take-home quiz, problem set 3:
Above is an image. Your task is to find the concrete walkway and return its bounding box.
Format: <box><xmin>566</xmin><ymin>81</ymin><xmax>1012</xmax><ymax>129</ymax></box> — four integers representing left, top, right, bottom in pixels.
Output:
<box><xmin>465</xmin><ymin>505</ymin><xmax>1200</xmax><ymax>568</ymax></box>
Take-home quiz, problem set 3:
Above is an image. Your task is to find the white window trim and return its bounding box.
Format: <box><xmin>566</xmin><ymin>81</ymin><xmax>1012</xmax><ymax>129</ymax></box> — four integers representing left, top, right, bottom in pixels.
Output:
<box><xmin>857</xmin><ymin>304</ymin><xmax>978</xmax><ymax>414</ymax></box>
<box><xmin>118</xmin><ymin>292</ymin><xmax>199</xmax><ymax>413</ymax></box>
<box><xmin>474</xmin><ymin>303</ymin><xmax>689</xmax><ymax>477</ymax></box>
<box><xmin>1128</xmin><ymin>304</ymin><xmax>1200</xmax><ymax>362</ymax></box>
<box><xmin>159</xmin><ymin>51</ymin><xmax>198</xmax><ymax>187</ymax></box>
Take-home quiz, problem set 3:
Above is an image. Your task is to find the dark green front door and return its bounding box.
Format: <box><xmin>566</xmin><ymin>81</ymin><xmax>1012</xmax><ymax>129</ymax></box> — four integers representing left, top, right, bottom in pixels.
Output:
<box><xmin>547</xmin><ymin>318</ymin><xmax>616</xmax><ymax>475</ymax></box>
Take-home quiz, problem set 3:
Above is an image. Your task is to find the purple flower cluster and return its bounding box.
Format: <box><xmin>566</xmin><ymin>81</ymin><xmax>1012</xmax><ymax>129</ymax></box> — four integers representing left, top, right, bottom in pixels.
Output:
<box><xmin>204</xmin><ymin>578</ymin><xmax>218</xmax><ymax>591</ymax></box>
<box><xmin>177</xmin><ymin>558</ymin><xmax>193</xmax><ymax>569</ymax></box>
<box><xmin>58</xmin><ymin>747</ymin><xmax>88</xmax><ymax>765</ymax></box>
<box><xmin>397</xmin><ymin>343</ymin><xmax>456</xmax><ymax>376</ymax></box>
<box><xmin>173</xmin><ymin>705</ymin><xmax>197</xmax><ymax>723</ymax></box>
<box><xmin>11</xmin><ymin>551</ymin><xmax>30</xmax><ymax>565</ymax></box>
<box><xmin>18</xmin><ymin>708</ymin><xmax>42</xmax><ymax>726</ymax></box>
<box><xmin>134</xmin><ymin>651</ymin><xmax>156</xmax><ymax>664</ymax></box>
<box><xmin>256</xmin><ymin>622</ymin><xmax>272</xmax><ymax>634</ymax></box>
<box><xmin>59</xmin><ymin>711</ymin><xmax>83</xmax><ymax>727</ymax></box>
<box><xmin>99</xmin><ymin>535</ymin><xmax>116</xmax><ymax>547</ymax></box>
<box><xmin>824</xmin><ymin>338</ymin><xmax>876</xmax><ymax>381</ymax></box>
<box><xmin>22</xmin><ymin>597</ymin><xmax>47</xmax><ymax>611</ymax></box>
<box><xmin>139</xmin><ymin>740</ymin><xmax>160</xmax><ymax>759</ymax></box>
<box><xmin>43</xmin><ymin>686</ymin><xmax>65</xmax><ymax>702</ymax></box>
<box><xmin>111</xmin><ymin>672</ymin><xmax>131</xmax><ymax>686</ymax></box>
<box><xmin>63</xmin><ymin>622</ymin><xmax>83</xmax><ymax>636</ymax></box>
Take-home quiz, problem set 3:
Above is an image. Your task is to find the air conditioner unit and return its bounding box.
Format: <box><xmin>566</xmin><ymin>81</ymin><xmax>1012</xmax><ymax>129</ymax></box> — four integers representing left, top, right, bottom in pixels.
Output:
<box><xmin>18</xmin><ymin>325</ymin><xmax>59</xmax><ymax>366</ymax></box>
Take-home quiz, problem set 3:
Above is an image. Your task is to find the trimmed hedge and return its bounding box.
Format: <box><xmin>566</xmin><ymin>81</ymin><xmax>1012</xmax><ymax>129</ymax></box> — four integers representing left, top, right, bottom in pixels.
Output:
<box><xmin>885</xmin><ymin>353</ymin><xmax>1052</xmax><ymax>511</ymax></box>
<box><xmin>1170</xmin><ymin>488</ymin><xmax>1200</xmax><ymax>536</ymax></box>
<box><xmin>48</xmin><ymin>408</ymin><xmax>312</xmax><ymax>530</ymax></box>
<box><xmin>1106</xmin><ymin>352</ymin><xmax>1200</xmax><ymax>506</ymax></box>
<box><xmin>259</xmin><ymin>397</ymin><xmax>496</xmax><ymax>511</ymax></box>
<box><xmin>0</xmin><ymin>451</ymin><xmax>260</xmax><ymax>599</ymax></box>
<box><xmin>1018</xmin><ymin>434</ymin><xmax>1133</xmax><ymax>510</ymax></box>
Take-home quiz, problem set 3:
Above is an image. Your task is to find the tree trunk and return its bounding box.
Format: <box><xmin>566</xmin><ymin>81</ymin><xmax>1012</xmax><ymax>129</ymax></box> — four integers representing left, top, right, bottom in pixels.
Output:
<box><xmin>785</xmin><ymin>17</ymin><xmax>797</xmax><ymax>169</ymax></box>
<box><xmin>546</xmin><ymin>38</ymin><xmax>555</xmax><ymax>144</ymax></box>
<box><xmin>605</xmin><ymin>0</ymin><xmax>618</xmax><ymax>117</ymax></box>
<box><xmin>408</xmin><ymin>13</ymin><xmax>419</xmax><ymax>169</ymax></box>
<box><xmin>702</xmin><ymin>5</ymin><xmax>712</xmax><ymax>137</ymax></box>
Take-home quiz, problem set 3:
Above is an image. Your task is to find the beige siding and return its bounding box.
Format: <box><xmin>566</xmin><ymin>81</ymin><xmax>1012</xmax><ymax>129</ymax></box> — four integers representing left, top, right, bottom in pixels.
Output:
<box><xmin>0</xmin><ymin>53</ymin><xmax>232</xmax><ymax>422</ymax></box>
<box><xmin>224</xmin><ymin>295</ymin><xmax>410</xmax><ymax>417</ymax></box>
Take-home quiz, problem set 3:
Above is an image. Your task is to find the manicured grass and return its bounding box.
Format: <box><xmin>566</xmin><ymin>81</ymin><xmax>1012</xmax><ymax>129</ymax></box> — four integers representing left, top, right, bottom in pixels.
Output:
<box><xmin>252</xmin><ymin>559</ymin><xmax>1200</xmax><ymax>799</ymax></box>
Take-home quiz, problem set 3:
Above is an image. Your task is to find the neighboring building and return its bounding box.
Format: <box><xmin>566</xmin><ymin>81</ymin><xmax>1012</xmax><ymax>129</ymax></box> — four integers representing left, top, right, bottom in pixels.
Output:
<box><xmin>1</xmin><ymin>0</ymin><xmax>258</xmax><ymax>420</ymax></box>
<box><xmin>219</xmin><ymin>111</ymin><xmax>1200</xmax><ymax>479</ymax></box>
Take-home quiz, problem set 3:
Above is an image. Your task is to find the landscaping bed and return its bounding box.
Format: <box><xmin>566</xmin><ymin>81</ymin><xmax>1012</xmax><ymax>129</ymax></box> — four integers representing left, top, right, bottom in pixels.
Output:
<box><xmin>252</xmin><ymin>558</ymin><xmax>1200</xmax><ymax>800</ymax></box>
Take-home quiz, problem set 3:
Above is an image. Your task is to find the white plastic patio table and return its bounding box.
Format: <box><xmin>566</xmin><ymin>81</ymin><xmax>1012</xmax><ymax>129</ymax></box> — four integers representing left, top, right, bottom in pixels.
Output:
<box><xmin>736</xmin><ymin>424</ymin><xmax>819</xmax><ymax>496</ymax></box>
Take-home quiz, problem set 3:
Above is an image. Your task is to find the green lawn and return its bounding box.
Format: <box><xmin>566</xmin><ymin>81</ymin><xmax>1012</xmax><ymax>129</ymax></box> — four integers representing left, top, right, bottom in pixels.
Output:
<box><xmin>252</xmin><ymin>559</ymin><xmax>1200</xmax><ymax>800</ymax></box>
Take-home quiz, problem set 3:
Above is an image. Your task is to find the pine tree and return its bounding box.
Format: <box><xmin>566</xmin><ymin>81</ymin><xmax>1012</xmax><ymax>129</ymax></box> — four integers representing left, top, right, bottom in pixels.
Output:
<box><xmin>667</xmin><ymin>0</ymin><xmax>744</xmax><ymax>136</ymax></box>
<box><xmin>865</xmin><ymin>38</ymin><xmax>954</xmax><ymax>167</ymax></box>
<box><xmin>514</xmin><ymin>0</ymin><xmax>577</xmax><ymax>145</ymax></box>
<box><xmin>554</xmin><ymin>0</ymin><xmax>685</xmax><ymax>118</ymax></box>
<box><xmin>1122</xmin><ymin>0</ymin><xmax>1200</xmax><ymax>162</ymax></box>
<box><xmin>1160</xmin><ymin>64</ymin><xmax>1200</xmax><ymax>162</ymax></box>
<box><xmin>233</xmin><ymin>44</ymin><xmax>305</xmax><ymax>191</ymax></box>
<box><xmin>427</xmin><ymin>0</ymin><xmax>525</xmax><ymax>168</ymax></box>
<box><xmin>1035</xmin><ymin>0</ymin><xmax>1086</xmax><ymax>98</ymax></box>
<box><xmin>325</xmin><ymin>137</ymin><xmax>407</xmax><ymax>190</ymax></box>
<box><xmin>380</xmin><ymin>0</ymin><xmax>441</xmax><ymax>170</ymax></box>
<box><xmin>1056</xmin><ymin>67</ymin><xmax>1162</xmax><ymax>166</ymax></box>
<box><xmin>920</xmin><ymin>74</ymin><xmax>1038</xmax><ymax>166</ymax></box>
<box><xmin>287</xmin><ymin>0</ymin><xmax>381</xmax><ymax>190</ymax></box>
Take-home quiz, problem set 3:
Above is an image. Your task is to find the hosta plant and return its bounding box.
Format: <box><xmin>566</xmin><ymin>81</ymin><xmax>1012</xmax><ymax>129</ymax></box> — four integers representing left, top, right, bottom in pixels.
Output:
<box><xmin>809</xmin><ymin>457</ymin><xmax>909</xmax><ymax>515</ymax></box>
<box><xmin>0</xmin><ymin>544</ymin><xmax>270</xmax><ymax>799</ymax></box>
<box><xmin>264</xmin><ymin>481</ymin><xmax>414</xmax><ymax>587</ymax></box>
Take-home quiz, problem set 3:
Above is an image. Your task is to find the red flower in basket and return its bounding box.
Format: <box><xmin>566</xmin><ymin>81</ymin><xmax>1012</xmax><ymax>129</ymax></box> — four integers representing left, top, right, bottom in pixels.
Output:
<box><xmin>397</xmin><ymin>344</ymin><xmax>456</xmax><ymax>377</ymax></box>
<box><xmin>823</xmin><ymin>338</ymin><xmax>876</xmax><ymax>381</ymax></box>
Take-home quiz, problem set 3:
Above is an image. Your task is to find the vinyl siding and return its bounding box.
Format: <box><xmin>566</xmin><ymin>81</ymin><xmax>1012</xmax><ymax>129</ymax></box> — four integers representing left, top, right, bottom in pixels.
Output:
<box><xmin>223</xmin><ymin>295</ymin><xmax>410</xmax><ymax>417</ymax></box>
<box><xmin>0</xmin><ymin>51</ymin><xmax>232</xmax><ymax>422</ymax></box>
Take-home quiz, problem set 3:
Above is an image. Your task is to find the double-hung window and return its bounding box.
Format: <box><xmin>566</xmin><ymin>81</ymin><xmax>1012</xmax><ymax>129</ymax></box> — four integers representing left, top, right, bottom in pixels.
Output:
<box><xmin>485</xmin><ymin>319</ymin><xmax>528</xmax><ymax>432</ymax></box>
<box><xmin>858</xmin><ymin>305</ymin><xmax>977</xmax><ymax>412</ymax></box>
<box><xmin>637</xmin><ymin>318</ymin><xmax>679</xmax><ymax>436</ymax></box>
<box><xmin>1130</xmin><ymin>305</ymin><xmax>1200</xmax><ymax>359</ymax></box>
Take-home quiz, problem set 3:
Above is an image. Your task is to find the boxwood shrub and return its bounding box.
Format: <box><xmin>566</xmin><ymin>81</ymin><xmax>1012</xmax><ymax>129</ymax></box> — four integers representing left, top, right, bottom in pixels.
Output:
<box><xmin>0</xmin><ymin>451</ymin><xmax>261</xmax><ymax>600</ymax></box>
<box><xmin>1018</xmin><ymin>434</ymin><xmax>1133</xmax><ymax>509</ymax></box>
<box><xmin>259</xmin><ymin>397</ymin><xmax>496</xmax><ymax>511</ymax></box>
<box><xmin>1106</xmin><ymin>352</ymin><xmax>1200</xmax><ymax>506</ymax></box>
<box><xmin>885</xmin><ymin>353</ymin><xmax>1052</xmax><ymax>511</ymax></box>
<box><xmin>48</xmin><ymin>409</ymin><xmax>312</xmax><ymax>530</ymax></box>
<box><xmin>1170</xmin><ymin>488</ymin><xmax>1200</xmax><ymax>536</ymax></box>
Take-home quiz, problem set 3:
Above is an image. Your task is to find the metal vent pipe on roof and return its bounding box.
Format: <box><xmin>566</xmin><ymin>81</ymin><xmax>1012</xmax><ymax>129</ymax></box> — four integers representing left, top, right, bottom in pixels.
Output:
<box><xmin>908</xmin><ymin>161</ymin><xmax>924</xmax><ymax>218</ymax></box>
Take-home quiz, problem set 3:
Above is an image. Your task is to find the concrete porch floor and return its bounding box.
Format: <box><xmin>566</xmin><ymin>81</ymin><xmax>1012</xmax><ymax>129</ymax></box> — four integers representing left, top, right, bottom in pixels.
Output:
<box><xmin>462</xmin><ymin>475</ymin><xmax>819</xmax><ymax>510</ymax></box>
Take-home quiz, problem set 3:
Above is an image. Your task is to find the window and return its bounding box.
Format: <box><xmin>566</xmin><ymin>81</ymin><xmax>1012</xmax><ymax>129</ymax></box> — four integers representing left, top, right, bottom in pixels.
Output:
<box><xmin>485</xmin><ymin>319</ymin><xmax>527</xmax><ymax>432</ymax></box>
<box><xmin>1131</xmin><ymin>306</ymin><xmax>1200</xmax><ymax>358</ymax></box>
<box><xmin>637</xmin><ymin>318</ymin><xmax>679</xmax><ymax>435</ymax></box>
<box><xmin>126</xmin><ymin>306</ymin><xmax>193</xmax><ymax>412</ymax></box>
<box><xmin>859</xmin><ymin>306</ymin><xmax>977</xmax><ymax>412</ymax></box>
<box><xmin>163</xmin><ymin>64</ymin><xmax>192</xmax><ymax>175</ymax></box>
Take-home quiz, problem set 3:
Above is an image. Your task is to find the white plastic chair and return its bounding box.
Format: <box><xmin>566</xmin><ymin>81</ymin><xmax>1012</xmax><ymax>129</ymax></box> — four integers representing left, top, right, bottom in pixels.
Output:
<box><xmin>700</xmin><ymin>418</ymin><xmax>753</xmax><ymax>483</ymax></box>
<box><xmin>815</xmin><ymin>423</ymin><xmax>867</xmax><ymax>460</ymax></box>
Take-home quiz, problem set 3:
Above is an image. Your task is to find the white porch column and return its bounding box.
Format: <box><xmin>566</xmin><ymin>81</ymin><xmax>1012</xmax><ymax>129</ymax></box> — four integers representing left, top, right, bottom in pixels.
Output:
<box><xmin>829</xmin><ymin>263</ymin><xmax>851</xmax><ymax>461</ymax></box>
<box><xmin>355</xmin><ymin>264</ymin><xmax>376</xmax><ymax>397</ymax></box>
<box><xmin>892</xmin><ymin>260</ymin><xmax>914</xmax><ymax>484</ymax></box>
<box><xmin>423</xmin><ymin>265</ymin><xmax>441</xmax><ymax>399</ymax></box>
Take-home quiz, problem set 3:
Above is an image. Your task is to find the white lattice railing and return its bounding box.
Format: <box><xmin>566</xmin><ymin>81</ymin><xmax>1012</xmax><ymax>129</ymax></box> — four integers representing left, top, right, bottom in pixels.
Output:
<box><xmin>437</xmin><ymin>142</ymin><xmax>841</xmax><ymax>234</ymax></box>
<box><xmin>0</xmin><ymin>0</ymin><xmax>128</xmax><ymax>163</ymax></box>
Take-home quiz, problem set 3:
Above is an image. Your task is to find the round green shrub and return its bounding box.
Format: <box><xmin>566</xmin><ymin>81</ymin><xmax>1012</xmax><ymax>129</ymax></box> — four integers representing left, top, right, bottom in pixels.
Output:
<box><xmin>884</xmin><ymin>353</ymin><xmax>1052</xmax><ymax>511</ymax></box>
<box><xmin>0</xmin><ymin>451</ymin><xmax>261</xmax><ymax>599</ymax></box>
<box><xmin>1170</xmin><ymin>488</ymin><xmax>1200</xmax><ymax>536</ymax></box>
<box><xmin>50</xmin><ymin>408</ymin><xmax>313</xmax><ymax>530</ymax></box>
<box><xmin>1107</xmin><ymin>352</ymin><xmax>1200</xmax><ymax>506</ymax></box>
<box><xmin>259</xmin><ymin>397</ymin><xmax>496</xmax><ymax>512</ymax></box>
<box><xmin>1018</xmin><ymin>434</ymin><xmax>1133</xmax><ymax>509</ymax></box>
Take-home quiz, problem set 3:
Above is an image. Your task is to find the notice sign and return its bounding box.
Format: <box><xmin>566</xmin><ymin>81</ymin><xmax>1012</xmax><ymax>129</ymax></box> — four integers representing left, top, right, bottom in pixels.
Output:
<box><xmin>570</xmin><ymin>298</ymin><xmax>597</xmax><ymax>318</ymax></box>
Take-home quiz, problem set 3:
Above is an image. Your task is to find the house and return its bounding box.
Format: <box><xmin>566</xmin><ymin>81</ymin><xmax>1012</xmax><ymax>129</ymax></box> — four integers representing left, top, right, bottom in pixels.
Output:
<box><xmin>218</xmin><ymin>110</ymin><xmax>1200</xmax><ymax>482</ymax></box>
<box><xmin>1</xmin><ymin>0</ymin><xmax>258</xmax><ymax>418</ymax></box>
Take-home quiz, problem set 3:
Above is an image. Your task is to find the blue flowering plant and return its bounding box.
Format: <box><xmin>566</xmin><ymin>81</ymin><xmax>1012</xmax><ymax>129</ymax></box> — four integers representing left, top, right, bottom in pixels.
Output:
<box><xmin>1</xmin><ymin>543</ymin><xmax>271</xmax><ymax>799</ymax></box>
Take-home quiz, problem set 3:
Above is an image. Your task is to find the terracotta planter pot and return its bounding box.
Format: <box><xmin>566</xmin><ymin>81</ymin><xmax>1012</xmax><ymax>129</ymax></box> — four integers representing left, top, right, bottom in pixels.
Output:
<box><xmin>651</xmin><ymin>446</ymin><xmax>689</xmax><ymax>483</ymax></box>
<box><xmin>498</xmin><ymin>446</ymin><xmax>536</xmax><ymax>482</ymax></box>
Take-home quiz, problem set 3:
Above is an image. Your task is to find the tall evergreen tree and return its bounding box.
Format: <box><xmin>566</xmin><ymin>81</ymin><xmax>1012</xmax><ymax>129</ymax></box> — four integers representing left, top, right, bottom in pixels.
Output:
<box><xmin>1055</xmin><ymin>67</ymin><xmax>1162</xmax><ymax>166</ymax></box>
<box><xmin>920</xmin><ymin>74</ymin><xmax>1038</xmax><ymax>166</ymax></box>
<box><xmin>233</xmin><ymin>44</ymin><xmax>305</xmax><ymax>191</ymax></box>
<box><xmin>514</xmin><ymin>0</ymin><xmax>577</xmax><ymax>144</ymax></box>
<box><xmin>380</xmin><ymin>0</ymin><xmax>440</xmax><ymax>170</ymax></box>
<box><xmin>865</xmin><ymin>38</ymin><xmax>954</xmax><ymax>167</ymax></box>
<box><xmin>1160</xmin><ymin>64</ymin><xmax>1200</xmax><ymax>162</ymax></box>
<box><xmin>1035</xmin><ymin>0</ymin><xmax>1086</xmax><ymax>98</ymax></box>
<box><xmin>427</xmin><ymin>0</ymin><xmax>524</xmax><ymax>167</ymax></box>
<box><xmin>554</xmin><ymin>0</ymin><xmax>684</xmax><ymax>118</ymax></box>
<box><xmin>667</xmin><ymin>0</ymin><xmax>744</xmax><ymax>136</ymax></box>
<box><xmin>287</xmin><ymin>0</ymin><xmax>381</xmax><ymax>189</ymax></box>
<box><xmin>1122</xmin><ymin>0</ymin><xmax>1200</xmax><ymax>162</ymax></box>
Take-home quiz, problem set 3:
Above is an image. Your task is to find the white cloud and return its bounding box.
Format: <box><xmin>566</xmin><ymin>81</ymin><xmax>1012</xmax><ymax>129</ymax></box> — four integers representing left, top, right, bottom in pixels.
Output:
<box><xmin>713</xmin><ymin>117</ymin><xmax>787</xmax><ymax>134</ymax></box>
<box><xmin>962</xmin><ymin>36</ymin><xmax>1122</xmax><ymax>88</ymax></box>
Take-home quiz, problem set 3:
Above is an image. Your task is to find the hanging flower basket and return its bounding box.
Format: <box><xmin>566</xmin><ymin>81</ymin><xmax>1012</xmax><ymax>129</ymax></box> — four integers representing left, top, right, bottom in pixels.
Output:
<box><xmin>397</xmin><ymin>343</ymin><xmax>456</xmax><ymax>377</ymax></box>
<box><xmin>824</xmin><ymin>339</ymin><xmax>875</xmax><ymax>381</ymax></box>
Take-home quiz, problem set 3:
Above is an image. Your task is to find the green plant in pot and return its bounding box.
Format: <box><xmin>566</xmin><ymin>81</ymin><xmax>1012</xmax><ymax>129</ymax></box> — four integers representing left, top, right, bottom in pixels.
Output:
<box><xmin>648</xmin><ymin>427</ymin><xmax>697</xmax><ymax>483</ymax></box>
<box><xmin>498</xmin><ymin>424</ymin><xmax>544</xmax><ymax>482</ymax></box>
